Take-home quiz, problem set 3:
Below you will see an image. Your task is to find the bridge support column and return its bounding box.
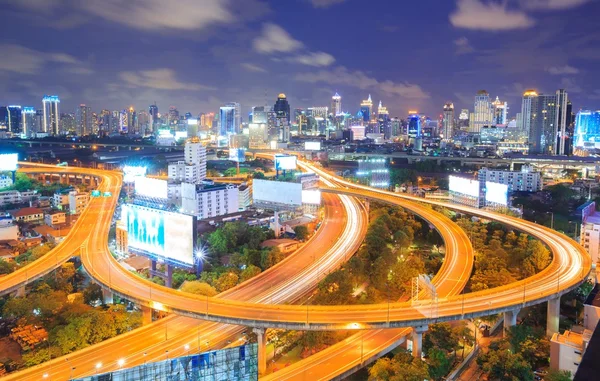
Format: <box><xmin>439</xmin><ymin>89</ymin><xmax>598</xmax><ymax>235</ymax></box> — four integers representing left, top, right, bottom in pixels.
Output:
<box><xmin>547</xmin><ymin>297</ymin><xmax>561</xmax><ymax>338</ymax></box>
<box><xmin>411</xmin><ymin>325</ymin><xmax>428</xmax><ymax>358</ymax></box>
<box><xmin>504</xmin><ymin>309</ymin><xmax>519</xmax><ymax>335</ymax></box>
<box><xmin>102</xmin><ymin>288</ymin><xmax>113</xmax><ymax>304</ymax></box>
<box><xmin>15</xmin><ymin>286</ymin><xmax>26</xmax><ymax>297</ymax></box>
<box><xmin>166</xmin><ymin>265</ymin><xmax>173</xmax><ymax>288</ymax></box>
<box><xmin>141</xmin><ymin>306</ymin><xmax>153</xmax><ymax>325</ymax></box>
<box><xmin>253</xmin><ymin>328</ymin><xmax>267</xmax><ymax>375</ymax></box>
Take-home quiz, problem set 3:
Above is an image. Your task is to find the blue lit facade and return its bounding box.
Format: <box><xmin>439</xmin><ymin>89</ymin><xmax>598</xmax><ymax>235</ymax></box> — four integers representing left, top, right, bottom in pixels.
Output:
<box><xmin>42</xmin><ymin>95</ymin><xmax>60</xmax><ymax>134</ymax></box>
<box><xmin>408</xmin><ymin>115</ymin><xmax>421</xmax><ymax>138</ymax></box>
<box><xmin>21</xmin><ymin>107</ymin><xmax>36</xmax><ymax>137</ymax></box>
<box><xmin>574</xmin><ymin>110</ymin><xmax>600</xmax><ymax>149</ymax></box>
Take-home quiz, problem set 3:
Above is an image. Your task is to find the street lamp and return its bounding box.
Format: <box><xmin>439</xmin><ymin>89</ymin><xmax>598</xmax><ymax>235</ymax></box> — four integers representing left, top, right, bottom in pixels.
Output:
<box><xmin>546</xmin><ymin>211</ymin><xmax>554</xmax><ymax>229</ymax></box>
<box><xmin>95</xmin><ymin>362</ymin><xmax>102</xmax><ymax>375</ymax></box>
<box><xmin>117</xmin><ymin>358</ymin><xmax>125</xmax><ymax>368</ymax></box>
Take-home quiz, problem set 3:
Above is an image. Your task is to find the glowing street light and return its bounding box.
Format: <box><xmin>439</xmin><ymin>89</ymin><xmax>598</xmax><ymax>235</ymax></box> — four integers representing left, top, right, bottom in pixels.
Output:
<box><xmin>117</xmin><ymin>358</ymin><xmax>125</xmax><ymax>368</ymax></box>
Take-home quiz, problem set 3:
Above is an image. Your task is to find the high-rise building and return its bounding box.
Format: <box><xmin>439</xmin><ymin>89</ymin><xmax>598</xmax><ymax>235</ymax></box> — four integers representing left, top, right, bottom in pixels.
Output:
<box><xmin>0</xmin><ymin>107</ymin><xmax>7</xmax><ymax>131</ymax></box>
<box><xmin>360</xmin><ymin>94</ymin><xmax>373</xmax><ymax>122</ymax></box>
<box><xmin>184</xmin><ymin>139</ymin><xmax>207</xmax><ymax>180</ymax></box>
<box><xmin>42</xmin><ymin>95</ymin><xmax>60</xmax><ymax>135</ymax></box>
<box><xmin>251</xmin><ymin>106</ymin><xmax>268</xmax><ymax>124</ymax></box>
<box><xmin>492</xmin><ymin>96</ymin><xmax>508</xmax><ymax>125</ymax></box>
<box><xmin>168</xmin><ymin>106</ymin><xmax>179</xmax><ymax>126</ymax></box>
<box><xmin>249</xmin><ymin>123</ymin><xmax>268</xmax><ymax>148</ymax></box>
<box><xmin>60</xmin><ymin>113</ymin><xmax>76</xmax><ymax>134</ymax></box>
<box><xmin>574</xmin><ymin>110</ymin><xmax>600</xmax><ymax>151</ymax></box>
<box><xmin>470</xmin><ymin>90</ymin><xmax>494</xmax><ymax>133</ymax></box>
<box><xmin>219</xmin><ymin>103</ymin><xmax>241</xmax><ymax>136</ymax></box>
<box><xmin>274</xmin><ymin>94</ymin><xmax>291</xmax><ymax>123</ymax></box>
<box><xmin>458</xmin><ymin>109</ymin><xmax>469</xmax><ymax>130</ymax></box>
<box><xmin>75</xmin><ymin>104</ymin><xmax>92</xmax><ymax>136</ymax></box>
<box><xmin>331</xmin><ymin>92</ymin><xmax>342</xmax><ymax>116</ymax></box>
<box><xmin>119</xmin><ymin>110</ymin><xmax>128</xmax><ymax>133</ymax></box>
<box><xmin>377</xmin><ymin>101</ymin><xmax>391</xmax><ymax>139</ymax></box>
<box><xmin>391</xmin><ymin>117</ymin><xmax>402</xmax><ymax>138</ymax></box>
<box><xmin>408</xmin><ymin>114</ymin><xmax>421</xmax><ymax>139</ymax></box>
<box><xmin>127</xmin><ymin>106</ymin><xmax>136</xmax><ymax>133</ymax></box>
<box><xmin>21</xmin><ymin>107</ymin><xmax>36</xmax><ymax>137</ymax></box>
<box><xmin>526</xmin><ymin>89</ymin><xmax>569</xmax><ymax>155</ymax></box>
<box><xmin>442</xmin><ymin>102</ymin><xmax>455</xmax><ymax>141</ymax></box>
<box><xmin>149</xmin><ymin>104</ymin><xmax>158</xmax><ymax>131</ymax></box>
<box><xmin>7</xmin><ymin>105</ymin><xmax>22</xmax><ymax>134</ymax></box>
<box><xmin>520</xmin><ymin>90</ymin><xmax>537</xmax><ymax>136</ymax></box>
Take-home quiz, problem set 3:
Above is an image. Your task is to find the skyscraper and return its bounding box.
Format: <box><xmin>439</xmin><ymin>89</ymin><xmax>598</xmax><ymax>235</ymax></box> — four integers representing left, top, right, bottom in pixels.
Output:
<box><xmin>42</xmin><ymin>95</ymin><xmax>60</xmax><ymax>135</ymax></box>
<box><xmin>274</xmin><ymin>94</ymin><xmax>291</xmax><ymax>123</ymax></box>
<box><xmin>574</xmin><ymin>110</ymin><xmax>600</xmax><ymax>150</ymax></box>
<box><xmin>555</xmin><ymin>89</ymin><xmax>569</xmax><ymax>155</ymax></box>
<box><xmin>119</xmin><ymin>110</ymin><xmax>128</xmax><ymax>133</ymax></box>
<box><xmin>251</xmin><ymin>106</ymin><xmax>268</xmax><ymax>124</ymax></box>
<box><xmin>75</xmin><ymin>104</ymin><xmax>92</xmax><ymax>136</ymax></box>
<box><xmin>128</xmin><ymin>106</ymin><xmax>136</xmax><ymax>133</ymax></box>
<box><xmin>360</xmin><ymin>94</ymin><xmax>373</xmax><ymax>122</ymax></box>
<box><xmin>377</xmin><ymin>101</ymin><xmax>391</xmax><ymax>138</ymax></box>
<box><xmin>442</xmin><ymin>102</ymin><xmax>455</xmax><ymax>141</ymax></box>
<box><xmin>149</xmin><ymin>104</ymin><xmax>159</xmax><ymax>131</ymax></box>
<box><xmin>331</xmin><ymin>92</ymin><xmax>342</xmax><ymax>116</ymax></box>
<box><xmin>492</xmin><ymin>96</ymin><xmax>508</xmax><ymax>125</ymax></box>
<box><xmin>520</xmin><ymin>90</ymin><xmax>537</xmax><ymax>137</ymax></box>
<box><xmin>527</xmin><ymin>89</ymin><xmax>568</xmax><ymax>155</ymax></box>
<box><xmin>21</xmin><ymin>107</ymin><xmax>36</xmax><ymax>137</ymax></box>
<box><xmin>219</xmin><ymin>103</ymin><xmax>241</xmax><ymax>136</ymax></box>
<box><xmin>470</xmin><ymin>90</ymin><xmax>494</xmax><ymax>133</ymax></box>
<box><xmin>168</xmin><ymin>106</ymin><xmax>179</xmax><ymax>126</ymax></box>
<box><xmin>7</xmin><ymin>105</ymin><xmax>22</xmax><ymax>134</ymax></box>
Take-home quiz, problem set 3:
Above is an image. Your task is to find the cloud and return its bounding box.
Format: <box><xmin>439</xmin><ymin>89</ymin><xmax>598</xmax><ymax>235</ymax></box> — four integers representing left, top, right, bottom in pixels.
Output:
<box><xmin>449</xmin><ymin>0</ymin><xmax>535</xmax><ymax>30</ymax></box>
<box><xmin>560</xmin><ymin>77</ymin><xmax>582</xmax><ymax>93</ymax></box>
<box><xmin>520</xmin><ymin>0</ymin><xmax>591</xmax><ymax>10</ymax></box>
<box><xmin>547</xmin><ymin>65</ymin><xmax>579</xmax><ymax>75</ymax></box>
<box><xmin>289</xmin><ymin>51</ymin><xmax>335</xmax><ymax>67</ymax></box>
<box><xmin>454</xmin><ymin>37</ymin><xmax>475</xmax><ymax>54</ymax></box>
<box><xmin>295</xmin><ymin>66</ymin><xmax>429</xmax><ymax>99</ymax></box>
<box><xmin>253</xmin><ymin>23</ymin><xmax>304</xmax><ymax>54</ymax></box>
<box><xmin>0</xmin><ymin>43</ymin><xmax>83</xmax><ymax>74</ymax></box>
<box><xmin>311</xmin><ymin>0</ymin><xmax>347</xmax><ymax>8</ymax></box>
<box><xmin>240</xmin><ymin>63</ymin><xmax>267</xmax><ymax>73</ymax></box>
<box><xmin>119</xmin><ymin>68</ymin><xmax>213</xmax><ymax>91</ymax></box>
<box><xmin>590</xmin><ymin>90</ymin><xmax>600</xmax><ymax>100</ymax></box>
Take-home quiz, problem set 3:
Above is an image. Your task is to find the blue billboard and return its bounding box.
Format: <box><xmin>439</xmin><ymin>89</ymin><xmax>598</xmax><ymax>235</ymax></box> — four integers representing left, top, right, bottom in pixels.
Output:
<box><xmin>121</xmin><ymin>204</ymin><xmax>196</xmax><ymax>268</ymax></box>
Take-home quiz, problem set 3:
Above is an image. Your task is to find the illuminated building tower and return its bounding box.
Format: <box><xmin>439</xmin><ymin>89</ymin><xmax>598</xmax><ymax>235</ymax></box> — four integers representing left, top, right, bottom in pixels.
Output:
<box><xmin>520</xmin><ymin>89</ymin><xmax>537</xmax><ymax>136</ymax></box>
<box><xmin>360</xmin><ymin>94</ymin><xmax>373</xmax><ymax>122</ymax></box>
<box><xmin>42</xmin><ymin>95</ymin><xmax>60</xmax><ymax>135</ymax></box>
<box><xmin>527</xmin><ymin>90</ymin><xmax>566</xmax><ymax>155</ymax></box>
<box><xmin>442</xmin><ymin>102</ymin><xmax>455</xmax><ymax>141</ymax></box>
<box><xmin>7</xmin><ymin>105</ymin><xmax>22</xmax><ymax>135</ymax></box>
<box><xmin>492</xmin><ymin>96</ymin><xmax>508</xmax><ymax>125</ymax></box>
<box><xmin>168</xmin><ymin>106</ymin><xmax>179</xmax><ymax>126</ymax></box>
<box><xmin>249</xmin><ymin>123</ymin><xmax>268</xmax><ymax>148</ymax></box>
<box><xmin>60</xmin><ymin>113</ymin><xmax>76</xmax><ymax>134</ymax></box>
<box><xmin>219</xmin><ymin>103</ymin><xmax>241</xmax><ymax>136</ymax></box>
<box><xmin>0</xmin><ymin>107</ymin><xmax>6</xmax><ymax>131</ymax></box>
<box><xmin>21</xmin><ymin>107</ymin><xmax>36</xmax><ymax>137</ymax></box>
<box><xmin>574</xmin><ymin>110</ymin><xmax>600</xmax><ymax>151</ymax></box>
<box><xmin>470</xmin><ymin>90</ymin><xmax>494</xmax><ymax>133</ymax></box>
<box><xmin>252</xmin><ymin>106</ymin><xmax>268</xmax><ymax>124</ymax></box>
<box><xmin>75</xmin><ymin>104</ymin><xmax>92</xmax><ymax>136</ymax></box>
<box><xmin>391</xmin><ymin>117</ymin><xmax>401</xmax><ymax>137</ymax></box>
<box><xmin>331</xmin><ymin>92</ymin><xmax>342</xmax><ymax>116</ymax></box>
<box><xmin>377</xmin><ymin>101</ymin><xmax>391</xmax><ymax>138</ymax></box>
<box><xmin>555</xmin><ymin>89</ymin><xmax>569</xmax><ymax>155</ymax></box>
<box><xmin>149</xmin><ymin>104</ymin><xmax>158</xmax><ymax>131</ymax></box>
<box><xmin>99</xmin><ymin>109</ymin><xmax>111</xmax><ymax>134</ymax></box>
<box><xmin>127</xmin><ymin>106</ymin><xmax>136</xmax><ymax>133</ymax></box>
<box><xmin>119</xmin><ymin>109</ymin><xmax>128</xmax><ymax>133</ymax></box>
<box><xmin>137</xmin><ymin>110</ymin><xmax>150</xmax><ymax>134</ymax></box>
<box><xmin>274</xmin><ymin>94</ymin><xmax>291</xmax><ymax>123</ymax></box>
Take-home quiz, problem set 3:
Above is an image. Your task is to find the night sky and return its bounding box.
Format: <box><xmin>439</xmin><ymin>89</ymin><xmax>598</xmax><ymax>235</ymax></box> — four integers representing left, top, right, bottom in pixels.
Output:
<box><xmin>1</xmin><ymin>0</ymin><xmax>599</xmax><ymax>119</ymax></box>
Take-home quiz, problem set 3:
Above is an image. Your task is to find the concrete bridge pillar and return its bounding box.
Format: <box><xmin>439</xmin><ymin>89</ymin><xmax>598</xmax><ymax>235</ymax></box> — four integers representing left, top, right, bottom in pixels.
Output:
<box><xmin>504</xmin><ymin>309</ymin><xmax>519</xmax><ymax>335</ymax></box>
<box><xmin>15</xmin><ymin>286</ymin><xmax>26</xmax><ymax>298</ymax></box>
<box><xmin>411</xmin><ymin>325</ymin><xmax>428</xmax><ymax>358</ymax></box>
<box><xmin>547</xmin><ymin>297</ymin><xmax>561</xmax><ymax>338</ymax></box>
<box><xmin>141</xmin><ymin>306</ymin><xmax>153</xmax><ymax>325</ymax></box>
<box><xmin>102</xmin><ymin>288</ymin><xmax>114</xmax><ymax>304</ymax></box>
<box><xmin>253</xmin><ymin>328</ymin><xmax>267</xmax><ymax>375</ymax></box>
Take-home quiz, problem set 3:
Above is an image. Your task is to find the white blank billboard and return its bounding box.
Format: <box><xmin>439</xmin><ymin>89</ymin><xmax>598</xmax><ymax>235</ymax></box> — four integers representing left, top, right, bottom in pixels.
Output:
<box><xmin>135</xmin><ymin>177</ymin><xmax>168</xmax><ymax>199</ymax></box>
<box><xmin>485</xmin><ymin>182</ymin><xmax>508</xmax><ymax>205</ymax></box>
<box><xmin>123</xmin><ymin>165</ymin><xmax>147</xmax><ymax>183</ymax></box>
<box><xmin>449</xmin><ymin>176</ymin><xmax>480</xmax><ymax>198</ymax></box>
<box><xmin>302</xmin><ymin>190</ymin><xmax>321</xmax><ymax>205</ymax></box>
<box><xmin>305</xmin><ymin>142</ymin><xmax>321</xmax><ymax>151</ymax></box>
<box><xmin>275</xmin><ymin>154</ymin><xmax>297</xmax><ymax>171</ymax></box>
<box><xmin>253</xmin><ymin>179</ymin><xmax>302</xmax><ymax>206</ymax></box>
<box><xmin>0</xmin><ymin>154</ymin><xmax>18</xmax><ymax>171</ymax></box>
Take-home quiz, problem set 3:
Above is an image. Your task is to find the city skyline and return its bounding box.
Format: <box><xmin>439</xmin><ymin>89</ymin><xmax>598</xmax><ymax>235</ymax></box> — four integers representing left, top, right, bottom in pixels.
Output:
<box><xmin>1</xmin><ymin>0</ymin><xmax>599</xmax><ymax>117</ymax></box>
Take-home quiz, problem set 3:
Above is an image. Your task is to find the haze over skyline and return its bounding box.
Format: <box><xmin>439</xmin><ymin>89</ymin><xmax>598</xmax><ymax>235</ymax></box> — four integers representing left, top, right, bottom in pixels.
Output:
<box><xmin>1</xmin><ymin>0</ymin><xmax>599</xmax><ymax>117</ymax></box>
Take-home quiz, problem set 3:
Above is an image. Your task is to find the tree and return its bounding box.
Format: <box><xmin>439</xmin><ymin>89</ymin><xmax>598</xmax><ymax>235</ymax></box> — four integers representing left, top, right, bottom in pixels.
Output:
<box><xmin>545</xmin><ymin>369</ymin><xmax>572</xmax><ymax>381</ymax></box>
<box><xmin>294</xmin><ymin>225</ymin><xmax>309</xmax><ymax>241</ymax></box>
<box><xmin>0</xmin><ymin>258</ymin><xmax>16</xmax><ymax>275</ymax></box>
<box><xmin>423</xmin><ymin>323</ymin><xmax>459</xmax><ymax>353</ymax></box>
<box><xmin>427</xmin><ymin>347</ymin><xmax>452</xmax><ymax>380</ymax></box>
<box><xmin>21</xmin><ymin>346</ymin><xmax>62</xmax><ymax>367</ymax></box>
<box><xmin>369</xmin><ymin>350</ymin><xmax>429</xmax><ymax>381</ymax></box>
<box><xmin>253</xmin><ymin>171</ymin><xmax>266</xmax><ymax>179</ymax></box>
<box><xmin>49</xmin><ymin>262</ymin><xmax>76</xmax><ymax>293</ymax></box>
<box><xmin>523</xmin><ymin>240</ymin><xmax>551</xmax><ymax>276</ymax></box>
<box><xmin>478</xmin><ymin>350</ymin><xmax>533</xmax><ymax>381</ymax></box>
<box><xmin>261</xmin><ymin>247</ymin><xmax>285</xmax><ymax>270</ymax></box>
<box><xmin>83</xmin><ymin>283</ymin><xmax>104</xmax><ymax>305</ymax></box>
<box><xmin>240</xmin><ymin>265</ymin><xmax>262</xmax><ymax>282</ymax></box>
<box><xmin>314</xmin><ymin>269</ymin><xmax>354</xmax><ymax>305</ymax></box>
<box><xmin>180</xmin><ymin>281</ymin><xmax>218</xmax><ymax>296</ymax></box>
<box><xmin>215</xmin><ymin>272</ymin><xmax>239</xmax><ymax>292</ymax></box>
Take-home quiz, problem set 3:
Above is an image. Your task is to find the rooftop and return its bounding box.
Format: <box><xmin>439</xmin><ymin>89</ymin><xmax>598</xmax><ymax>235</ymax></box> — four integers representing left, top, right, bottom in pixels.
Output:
<box><xmin>11</xmin><ymin>207</ymin><xmax>43</xmax><ymax>217</ymax></box>
<box><xmin>261</xmin><ymin>238</ymin><xmax>298</xmax><ymax>248</ymax></box>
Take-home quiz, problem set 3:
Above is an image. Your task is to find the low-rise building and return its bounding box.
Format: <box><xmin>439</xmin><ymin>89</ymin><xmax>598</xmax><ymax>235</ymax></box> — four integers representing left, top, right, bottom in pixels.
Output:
<box><xmin>261</xmin><ymin>238</ymin><xmax>299</xmax><ymax>254</ymax></box>
<box><xmin>116</xmin><ymin>219</ymin><xmax>128</xmax><ymax>255</ymax></box>
<box><xmin>0</xmin><ymin>175</ymin><xmax>13</xmax><ymax>189</ymax></box>
<box><xmin>10</xmin><ymin>207</ymin><xmax>44</xmax><ymax>223</ymax></box>
<box><xmin>181</xmin><ymin>183</ymin><xmax>239</xmax><ymax>219</ymax></box>
<box><xmin>551</xmin><ymin>328</ymin><xmax>592</xmax><ymax>376</ymax></box>
<box><xmin>52</xmin><ymin>190</ymin><xmax>70</xmax><ymax>209</ymax></box>
<box><xmin>168</xmin><ymin>161</ymin><xmax>202</xmax><ymax>184</ymax></box>
<box><xmin>0</xmin><ymin>190</ymin><xmax>37</xmax><ymax>207</ymax></box>
<box><xmin>44</xmin><ymin>210</ymin><xmax>67</xmax><ymax>228</ymax></box>
<box><xmin>477</xmin><ymin>166</ymin><xmax>542</xmax><ymax>192</ymax></box>
<box><xmin>0</xmin><ymin>214</ymin><xmax>19</xmax><ymax>241</ymax></box>
<box><xmin>68</xmin><ymin>191</ymin><xmax>89</xmax><ymax>215</ymax></box>
<box><xmin>238</xmin><ymin>184</ymin><xmax>252</xmax><ymax>211</ymax></box>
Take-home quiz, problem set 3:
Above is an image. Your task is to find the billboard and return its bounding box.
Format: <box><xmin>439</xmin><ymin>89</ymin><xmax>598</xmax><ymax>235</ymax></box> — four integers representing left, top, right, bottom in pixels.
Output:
<box><xmin>0</xmin><ymin>153</ymin><xmax>18</xmax><ymax>171</ymax></box>
<box><xmin>253</xmin><ymin>179</ymin><xmax>302</xmax><ymax>207</ymax></box>
<box><xmin>175</xmin><ymin>131</ymin><xmax>188</xmax><ymax>140</ymax></box>
<box><xmin>449</xmin><ymin>176</ymin><xmax>480</xmax><ymax>198</ymax></box>
<box><xmin>229</xmin><ymin>148</ymin><xmax>246</xmax><ymax>163</ymax></box>
<box><xmin>123</xmin><ymin>165</ymin><xmax>147</xmax><ymax>183</ymax></box>
<box><xmin>485</xmin><ymin>181</ymin><xmax>508</xmax><ymax>206</ymax></box>
<box><xmin>135</xmin><ymin>177</ymin><xmax>168</xmax><ymax>199</ymax></box>
<box><xmin>302</xmin><ymin>190</ymin><xmax>321</xmax><ymax>205</ymax></box>
<box><xmin>121</xmin><ymin>204</ymin><xmax>195</xmax><ymax>267</ymax></box>
<box><xmin>305</xmin><ymin>141</ymin><xmax>321</xmax><ymax>151</ymax></box>
<box><xmin>275</xmin><ymin>154</ymin><xmax>297</xmax><ymax>171</ymax></box>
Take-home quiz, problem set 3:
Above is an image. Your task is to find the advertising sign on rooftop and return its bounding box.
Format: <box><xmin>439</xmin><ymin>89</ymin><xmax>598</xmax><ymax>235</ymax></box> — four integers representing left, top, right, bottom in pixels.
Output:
<box><xmin>134</xmin><ymin>177</ymin><xmax>168</xmax><ymax>199</ymax></box>
<box><xmin>449</xmin><ymin>176</ymin><xmax>480</xmax><ymax>198</ymax></box>
<box><xmin>0</xmin><ymin>154</ymin><xmax>18</xmax><ymax>171</ymax></box>
<box><xmin>485</xmin><ymin>181</ymin><xmax>508</xmax><ymax>206</ymax></box>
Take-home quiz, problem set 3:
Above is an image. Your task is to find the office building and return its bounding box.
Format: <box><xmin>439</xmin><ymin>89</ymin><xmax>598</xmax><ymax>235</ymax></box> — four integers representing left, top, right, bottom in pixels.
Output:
<box><xmin>219</xmin><ymin>102</ymin><xmax>241</xmax><ymax>136</ymax></box>
<box><xmin>377</xmin><ymin>101</ymin><xmax>391</xmax><ymax>139</ymax></box>
<box><xmin>492</xmin><ymin>96</ymin><xmax>508</xmax><ymax>125</ymax></box>
<box><xmin>574</xmin><ymin>110</ymin><xmax>600</xmax><ymax>150</ymax></box>
<box><xmin>477</xmin><ymin>166</ymin><xmax>542</xmax><ymax>192</ymax></box>
<box><xmin>7</xmin><ymin>105</ymin><xmax>22</xmax><ymax>135</ymax></box>
<box><xmin>60</xmin><ymin>113</ymin><xmax>76</xmax><ymax>135</ymax></box>
<box><xmin>274</xmin><ymin>94</ymin><xmax>291</xmax><ymax>123</ymax></box>
<box><xmin>149</xmin><ymin>104</ymin><xmax>159</xmax><ymax>131</ymax></box>
<box><xmin>75</xmin><ymin>104</ymin><xmax>92</xmax><ymax>136</ymax></box>
<box><xmin>458</xmin><ymin>109</ymin><xmax>469</xmax><ymax>130</ymax></box>
<box><xmin>168</xmin><ymin>161</ymin><xmax>201</xmax><ymax>184</ymax></box>
<box><xmin>331</xmin><ymin>92</ymin><xmax>342</xmax><ymax>116</ymax></box>
<box><xmin>184</xmin><ymin>139</ymin><xmax>207</xmax><ymax>180</ymax></box>
<box><xmin>520</xmin><ymin>90</ymin><xmax>537</xmax><ymax>137</ymax></box>
<box><xmin>408</xmin><ymin>114</ymin><xmax>421</xmax><ymax>139</ymax></box>
<box><xmin>42</xmin><ymin>95</ymin><xmax>60</xmax><ymax>135</ymax></box>
<box><xmin>249</xmin><ymin>123</ymin><xmax>268</xmax><ymax>148</ymax></box>
<box><xmin>442</xmin><ymin>102</ymin><xmax>454</xmax><ymax>140</ymax></box>
<box><xmin>527</xmin><ymin>89</ymin><xmax>569</xmax><ymax>155</ymax></box>
<box><xmin>21</xmin><ymin>107</ymin><xmax>36</xmax><ymax>137</ymax></box>
<box><xmin>360</xmin><ymin>94</ymin><xmax>373</xmax><ymax>122</ymax></box>
<box><xmin>168</xmin><ymin>106</ymin><xmax>179</xmax><ymax>125</ymax></box>
<box><xmin>181</xmin><ymin>183</ymin><xmax>239</xmax><ymax>219</ymax></box>
<box><xmin>470</xmin><ymin>90</ymin><xmax>494</xmax><ymax>133</ymax></box>
<box><xmin>251</xmin><ymin>106</ymin><xmax>268</xmax><ymax>124</ymax></box>
<box><xmin>356</xmin><ymin>159</ymin><xmax>389</xmax><ymax>188</ymax></box>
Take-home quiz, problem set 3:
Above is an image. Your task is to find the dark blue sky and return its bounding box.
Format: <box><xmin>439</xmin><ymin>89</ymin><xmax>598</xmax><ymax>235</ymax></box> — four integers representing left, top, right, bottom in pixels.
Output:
<box><xmin>1</xmin><ymin>0</ymin><xmax>599</xmax><ymax>119</ymax></box>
